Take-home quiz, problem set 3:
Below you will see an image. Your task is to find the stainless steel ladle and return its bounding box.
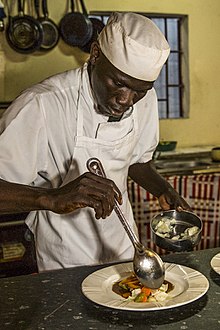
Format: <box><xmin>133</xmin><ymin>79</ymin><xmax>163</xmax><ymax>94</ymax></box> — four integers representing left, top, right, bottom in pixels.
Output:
<box><xmin>87</xmin><ymin>157</ymin><xmax>165</xmax><ymax>289</ymax></box>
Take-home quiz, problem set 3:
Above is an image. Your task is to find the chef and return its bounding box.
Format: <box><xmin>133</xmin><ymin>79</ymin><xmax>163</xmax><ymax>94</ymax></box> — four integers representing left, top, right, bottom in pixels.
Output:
<box><xmin>0</xmin><ymin>12</ymin><xmax>191</xmax><ymax>272</ymax></box>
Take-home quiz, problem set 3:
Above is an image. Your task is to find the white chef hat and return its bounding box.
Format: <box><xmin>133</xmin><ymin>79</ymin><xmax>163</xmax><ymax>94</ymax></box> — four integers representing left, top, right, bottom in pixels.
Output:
<box><xmin>97</xmin><ymin>12</ymin><xmax>170</xmax><ymax>81</ymax></box>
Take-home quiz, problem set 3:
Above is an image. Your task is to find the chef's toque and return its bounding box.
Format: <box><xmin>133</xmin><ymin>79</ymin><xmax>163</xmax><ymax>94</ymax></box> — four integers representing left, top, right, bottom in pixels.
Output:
<box><xmin>97</xmin><ymin>12</ymin><xmax>170</xmax><ymax>81</ymax></box>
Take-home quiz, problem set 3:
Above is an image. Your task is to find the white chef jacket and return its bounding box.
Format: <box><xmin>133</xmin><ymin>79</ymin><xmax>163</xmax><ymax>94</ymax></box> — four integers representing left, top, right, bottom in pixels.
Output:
<box><xmin>0</xmin><ymin>63</ymin><xmax>159</xmax><ymax>271</ymax></box>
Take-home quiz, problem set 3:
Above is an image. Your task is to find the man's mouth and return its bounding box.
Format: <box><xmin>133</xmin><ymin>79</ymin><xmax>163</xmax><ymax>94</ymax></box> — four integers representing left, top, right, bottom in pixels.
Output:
<box><xmin>107</xmin><ymin>105</ymin><xmax>129</xmax><ymax>118</ymax></box>
<box><xmin>95</xmin><ymin>103</ymin><xmax>129</xmax><ymax>118</ymax></box>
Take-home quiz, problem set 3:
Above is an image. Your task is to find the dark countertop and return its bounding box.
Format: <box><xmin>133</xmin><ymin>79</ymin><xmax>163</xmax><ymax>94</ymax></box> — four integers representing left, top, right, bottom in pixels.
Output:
<box><xmin>1</xmin><ymin>247</ymin><xmax>220</xmax><ymax>330</ymax></box>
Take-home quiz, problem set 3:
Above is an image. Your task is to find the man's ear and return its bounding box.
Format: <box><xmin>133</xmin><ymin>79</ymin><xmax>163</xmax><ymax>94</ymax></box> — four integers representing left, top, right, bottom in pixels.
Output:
<box><xmin>89</xmin><ymin>42</ymin><xmax>101</xmax><ymax>64</ymax></box>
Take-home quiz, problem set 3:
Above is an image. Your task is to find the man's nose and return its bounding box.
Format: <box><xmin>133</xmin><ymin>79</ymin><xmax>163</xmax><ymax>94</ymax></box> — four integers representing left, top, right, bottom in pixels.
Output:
<box><xmin>117</xmin><ymin>89</ymin><xmax>135</xmax><ymax>107</ymax></box>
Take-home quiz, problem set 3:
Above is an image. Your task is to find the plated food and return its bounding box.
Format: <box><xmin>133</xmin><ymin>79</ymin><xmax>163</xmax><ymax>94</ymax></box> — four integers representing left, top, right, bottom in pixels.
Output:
<box><xmin>81</xmin><ymin>262</ymin><xmax>209</xmax><ymax>311</ymax></box>
<box><xmin>112</xmin><ymin>273</ymin><xmax>174</xmax><ymax>303</ymax></box>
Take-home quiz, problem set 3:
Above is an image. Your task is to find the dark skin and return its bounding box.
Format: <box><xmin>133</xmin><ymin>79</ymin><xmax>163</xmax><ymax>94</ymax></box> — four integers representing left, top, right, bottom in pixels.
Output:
<box><xmin>88</xmin><ymin>43</ymin><xmax>154</xmax><ymax>119</ymax></box>
<box><xmin>0</xmin><ymin>41</ymin><xmax>191</xmax><ymax>219</ymax></box>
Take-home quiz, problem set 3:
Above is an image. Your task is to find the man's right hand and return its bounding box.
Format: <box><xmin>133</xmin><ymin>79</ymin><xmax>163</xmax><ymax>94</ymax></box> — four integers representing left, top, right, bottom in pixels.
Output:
<box><xmin>49</xmin><ymin>172</ymin><xmax>122</xmax><ymax>219</ymax></box>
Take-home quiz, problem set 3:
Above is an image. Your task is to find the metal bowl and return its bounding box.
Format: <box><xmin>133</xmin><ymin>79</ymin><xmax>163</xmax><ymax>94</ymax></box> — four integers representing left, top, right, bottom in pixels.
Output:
<box><xmin>150</xmin><ymin>210</ymin><xmax>202</xmax><ymax>252</ymax></box>
<box><xmin>156</xmin><ymin>141</ymin><xmax>177</xmax><ymax>152</ymax></box>
<box><xmin>211</xmin><ymin>147</ymin><xmax>220</xmax><ymax>162</ymax></box>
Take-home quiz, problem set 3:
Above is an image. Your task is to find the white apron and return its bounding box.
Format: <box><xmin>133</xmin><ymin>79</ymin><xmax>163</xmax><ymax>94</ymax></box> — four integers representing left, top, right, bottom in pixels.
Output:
<box><xmin>31</xmin><ymin>68</ymin><xmax>139</xmax><ymax>271</ymax></box>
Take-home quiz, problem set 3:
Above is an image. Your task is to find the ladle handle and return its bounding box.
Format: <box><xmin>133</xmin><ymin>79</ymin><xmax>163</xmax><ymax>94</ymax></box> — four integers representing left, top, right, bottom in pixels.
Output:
<box><xmin>86</xmin><ymin>158</ymin><xmax>143</xmax><ymax>251</ymax></box>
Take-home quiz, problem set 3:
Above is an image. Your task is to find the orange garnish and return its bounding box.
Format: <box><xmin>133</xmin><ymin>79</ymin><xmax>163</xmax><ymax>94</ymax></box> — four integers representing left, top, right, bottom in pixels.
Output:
<box><xmin>141</xmin><ymin>287</ymin><xmax>151</xmax><ymax>296</ymax></box>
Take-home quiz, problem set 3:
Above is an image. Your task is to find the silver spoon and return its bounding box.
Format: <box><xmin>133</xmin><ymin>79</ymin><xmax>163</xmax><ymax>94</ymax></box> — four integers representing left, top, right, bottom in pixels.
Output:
<box><xmin>86</xmin><ymin>157</ymin><xmax>165</xmax><ymax>289</ymax></box>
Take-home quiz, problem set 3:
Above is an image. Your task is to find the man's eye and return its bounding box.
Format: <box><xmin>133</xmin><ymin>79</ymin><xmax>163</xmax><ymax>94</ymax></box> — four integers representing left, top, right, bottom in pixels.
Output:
<box><xmin>114</xmin><ymin>81</ymin><xmax>123</xmax><ymax>87</ymax></box>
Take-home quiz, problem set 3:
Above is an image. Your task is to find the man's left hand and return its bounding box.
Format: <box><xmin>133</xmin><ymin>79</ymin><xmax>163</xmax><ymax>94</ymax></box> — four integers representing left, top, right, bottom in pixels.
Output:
<box><xmin>158</xmin><ymin>187</ymin><xmax>192</xmax><ymax>212</ymax></box>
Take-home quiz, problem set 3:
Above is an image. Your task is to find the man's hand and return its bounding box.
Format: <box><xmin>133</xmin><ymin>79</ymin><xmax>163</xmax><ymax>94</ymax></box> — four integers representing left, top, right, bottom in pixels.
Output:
<box><xmin>49</xmin><ymin>172</ymin><xmax>122</xmax><ymax>219</ymax></box>
<box><xmin>158</xmin><ymin>187</ymin><xmax>192</xmax><ymax>212</ymax></box>
<box><xmin>129</xmin><ymin>161</ymin><xmax>192</xmax><ymax>212</ymax></box>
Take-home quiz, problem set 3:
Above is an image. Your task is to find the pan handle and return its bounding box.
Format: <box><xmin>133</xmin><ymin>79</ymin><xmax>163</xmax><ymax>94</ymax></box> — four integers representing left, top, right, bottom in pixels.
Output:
<box><xmin>70</xmin><ymin>0</ymin><xmax>74</xmax><ymax>13</ymax></box>
<box><xmin>42</xmin><ymin>0</ymin><xmax>48</xmax><ymax>19</ymax></box>
<box><xmin>18</xmin><ymin>0</ymin><xmax>24</xmax><ymax>16</ymax></box>
<box><xmin>34</xmin><ymin>0</ymin><xmax>40</xmax><ymax>18</ymax></box>
<box><xmin>79</xmin><ymin>0</ymin><xmax>88</xmax><ymax>16</ymax></box>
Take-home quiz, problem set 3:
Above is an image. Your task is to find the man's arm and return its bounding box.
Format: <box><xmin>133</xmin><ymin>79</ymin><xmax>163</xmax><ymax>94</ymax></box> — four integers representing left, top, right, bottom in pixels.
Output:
<box><xmin>128</xmin><ymin>160</ymin><xmax>191</xmax><ymax>211</ymax></box>
<box><xmin>0</xmin><ymin>179</ymin><xmax>48</xmax><ymax>215</ymax></box>
<box><xmin>0</xmin><ymin>173</ymin><xmax>122</xmax><ymax>219</ymax></box>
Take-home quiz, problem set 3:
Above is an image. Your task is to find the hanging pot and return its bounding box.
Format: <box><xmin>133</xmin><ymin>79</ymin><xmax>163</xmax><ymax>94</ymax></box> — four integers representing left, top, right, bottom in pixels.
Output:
<box><xmin>0</xmin><ymin>2</ymin><xmax>6</xmax><ymax>32</ymax></box>
<box><xmin>59</xmin><ymin>0</ymin><xmax>93</xmax><ymax>48</ymax></box>
<box><xmin>6</xmin><ymin>0</ymin><xmax>43</xmax><ymax>54</ymax></box>
<box><xmin>34</xmin><ymin>0</ymin><xmax>59</xmax><ymax>51</ymax></box>
<box><xmin>80</xmin><ymin>17</ymin><xmax>105</xmax><ymax>53</ymax></box>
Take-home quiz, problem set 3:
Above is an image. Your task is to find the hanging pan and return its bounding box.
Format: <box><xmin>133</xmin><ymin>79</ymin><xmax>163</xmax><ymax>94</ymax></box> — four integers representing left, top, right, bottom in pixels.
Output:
<box><xmin>6</xmin><ymin>0</ymin><xmax>43</xmax><ymax>54</ymax></box>
<box><xmin>34</xmin><ymin>0</ymin><xmax>59</xmax><ymax>51</ymax></box>
<box><xmin>59</xmin><ymin>0</ymin><xmax>93</xmax><ymax>48</ymax></box>
<box><xmin>80</xmin><ymin>17</ymin><xmax>105</xmax><ymax>53</ymax></box>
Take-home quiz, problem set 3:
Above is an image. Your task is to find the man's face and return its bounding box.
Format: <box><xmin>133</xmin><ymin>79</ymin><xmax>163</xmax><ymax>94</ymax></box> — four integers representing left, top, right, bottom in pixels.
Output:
<box><xmin>89</xmin><ymin>45</ymin><xmax>154</xmax><ymax>119</ymax></box>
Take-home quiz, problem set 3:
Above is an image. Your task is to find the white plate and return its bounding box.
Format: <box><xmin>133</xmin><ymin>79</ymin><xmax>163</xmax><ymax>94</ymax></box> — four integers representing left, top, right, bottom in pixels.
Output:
<box><xmin>211</xmin><ymin>252</ymin><xmax>220</xmax><ymax>275</ymax></box>
<box><xmin>81</xmin><ymin>262</ymin><xmax>209</xmax><ymax>311</ymax></box>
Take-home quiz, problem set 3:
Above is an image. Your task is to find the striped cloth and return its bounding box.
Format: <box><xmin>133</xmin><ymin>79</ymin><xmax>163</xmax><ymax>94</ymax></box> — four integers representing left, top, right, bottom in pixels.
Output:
<box><xmin>127</xmin><ymin>173</ymin><xmax>220</xmax><ymax>254</ymax></box>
